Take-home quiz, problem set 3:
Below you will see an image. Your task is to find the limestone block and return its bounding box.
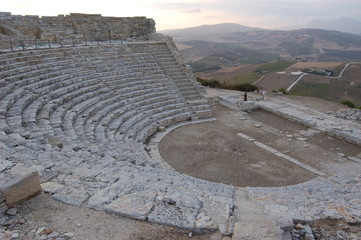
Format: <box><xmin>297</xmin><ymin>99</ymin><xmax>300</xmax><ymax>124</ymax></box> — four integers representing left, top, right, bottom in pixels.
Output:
<box><xmin>87</xmin><ymin>188</ymin><xmax>114</xmax><ymax>210</ymax></box>
<box><xmin>240</xmin><ymin>101</ymin><xmax>257</xmax><ymax>111</ymax></box>
<box><xmin>41</xmin><ymin>182</ymin><xmax>65</xmax><ymax>194</ymax></box>
<box><xmin>52</xmin><ymin>187</ymin><xmax>89</xmax><ymax>207</ymax></box>
<box><xmin>202</xmin><ymin>195</ymin><xmax>234</xmax><ymax>236</ymax></box>
<box><xmin>0</xmin><ymin>192</ymin><xmax>4</xmax><ymax>203</ymax></box>
<box><xmin>87</xmin><ymin>182</ymin><xmax>125</xmax><ymax>210</ymax></box>
<box><xmin>348</xmin><ymin>156</ymin><xmax>361</xmax><ymax>164</ymax></box>
<box><xmin>105</xmin><ymin>191</ymin><xmax>156</xmax><ymax>220</ymax></box>
<box><xmin>147</xmin><ymin>193</ymin><xmax>202</xmax><ymax>230</ymax></box>
<box><xmin>0</xmin><ymin>160</ymin><xmax>14</xmax><ymax>173</ymax></box>
<box><xmin>194</xmin><ymin>211</ymin><xmax>218</xmax><ymax>231</ymax></box>
<box><xmin>0</xmin><ymin>165</ymin><xmax>41</xmax><ymax>207</ymax></box>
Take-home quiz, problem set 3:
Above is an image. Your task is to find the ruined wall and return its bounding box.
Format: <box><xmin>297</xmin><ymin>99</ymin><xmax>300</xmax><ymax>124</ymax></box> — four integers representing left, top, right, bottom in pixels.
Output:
<box><xmin>0</xmin><ymin>12</ymin><xmax>156</xmax><ymax>49</ymax></box>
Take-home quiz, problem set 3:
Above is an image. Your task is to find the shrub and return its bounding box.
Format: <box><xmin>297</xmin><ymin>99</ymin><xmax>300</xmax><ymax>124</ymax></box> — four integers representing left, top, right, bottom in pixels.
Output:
<box><xmin>196</xmin><ymin>77</ymin><xmax>258</xmax><ymax>92</ymax></box>
<box><xmin>196</xmin><ymin>77</ymin><xmax>220</xmax><ymax>88</ymax></box>
<box><xmin>341</xmin><ymin>100</ymin><xmax>356</xmax><ymax>108</ymax></box>
<box><xmin>223</xmin><ymin>83</ymin><xmax>258</xmax><ymax>92</ymax></box>
<box><xmin>189</xmin><ymin>62</ymin><xmax>221</xmax><ymax>72</ymax></box>
<box><xmin>206</xmin><ymin>79</ymin><xmax>220</xmax><ymax>88</ymax></box>
<box><xmin>279</xmin><ymin>88</ymin><xmax>287</xmax><ymax>94</ymax></box>
<box><xmin>302</xmin><ymin>68</ymin><xmax>328</xmax><ymax>76</ymax></box>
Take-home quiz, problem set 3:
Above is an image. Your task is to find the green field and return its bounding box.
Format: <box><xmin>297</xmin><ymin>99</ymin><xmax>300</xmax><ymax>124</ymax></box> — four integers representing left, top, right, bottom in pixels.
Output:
<box><xmin>332</xmin><ymin>62</ymin><xmax>347</xmax><ymax>77</ymax></box>
<box><xmin>227</xmin><ymin>72</ymin><xmax>260</xmax><ymax>84</ymax></box>
<box><xmin>289</xmin><ymin>81</ymin><xmax>331</xmax><ymax>100</ymax></box>
<box><xmin>255</xmin><ymin>61</ymin><xmax>295</xmax><ymax>73</ymax></box>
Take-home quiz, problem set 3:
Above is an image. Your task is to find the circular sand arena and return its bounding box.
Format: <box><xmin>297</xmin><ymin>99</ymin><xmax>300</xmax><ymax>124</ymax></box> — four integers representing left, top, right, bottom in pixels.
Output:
<box><xmin>160</xmin><ymin>103</ymin><xmax>360</xmax><ymax>187</ymax></box>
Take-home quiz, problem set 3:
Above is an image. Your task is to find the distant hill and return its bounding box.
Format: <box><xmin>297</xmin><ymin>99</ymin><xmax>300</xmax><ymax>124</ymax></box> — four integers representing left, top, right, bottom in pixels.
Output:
<box><xmin>288</xmin><ymin>18</ymin><xmax>361</xmax><ymax>36</ymax></box>
<box><xmin>163</xmin><ymin>23</ymin><xmax>361</xmax><ymax>106</ymax></box>
<box><xmin>161</xmin><ymin>24</ymin><xmax>361</xmax><ymax>65</ymax></box>
<box><xmin>219</xmin><ymin>28</ymin><xmax>361</xmax><ymax>61</ymax></box>
<box><xmin>159</xmin><ymin>23</ymin><xmax>265</xmax><ymax>42</ymax></box>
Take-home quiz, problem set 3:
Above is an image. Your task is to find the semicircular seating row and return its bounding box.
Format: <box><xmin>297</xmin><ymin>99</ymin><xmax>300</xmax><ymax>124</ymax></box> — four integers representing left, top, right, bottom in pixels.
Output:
<box><xmin>0</xmin><ymin>42</ymin><xmax>212</xmax><ymax>166</ymax></box>
<box><xmin>0</xmin><ymin>42</ymin><xmax>234</xmax><ymax>232</ymax></box>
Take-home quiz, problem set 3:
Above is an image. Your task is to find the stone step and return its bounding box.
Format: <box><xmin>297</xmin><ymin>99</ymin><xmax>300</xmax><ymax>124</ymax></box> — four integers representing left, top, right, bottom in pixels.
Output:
<box><xmin>232</xmin><ymin>190</ymin><xmax>283</xmax><ymax>240</ymax></box>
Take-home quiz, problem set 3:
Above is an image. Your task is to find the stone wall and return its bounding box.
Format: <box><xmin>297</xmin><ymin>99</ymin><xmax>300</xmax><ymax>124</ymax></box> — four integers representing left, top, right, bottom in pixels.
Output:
<box><xmin>0</xmin><ymin>12</ymin><xmax>156</xmax><ymax>49</ymax></box>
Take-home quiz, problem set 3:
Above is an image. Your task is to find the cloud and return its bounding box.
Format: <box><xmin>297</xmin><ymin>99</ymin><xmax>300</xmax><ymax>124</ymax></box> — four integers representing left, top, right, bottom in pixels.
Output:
<box><xmin>206</xmin><ymin>16</ymin><xmax>222</xmax><ymax>19</ymax></box>
<box><xmin>144</xmin><ymin>2</ymin><xmax>201</xmax><ymax>11</ymax></box>
<box><xmin>180</xmin><ymin>8</ymin><xmax>201</xmax><ymax>13</ymax></box>
<box><xmin>2</xmin><ymin>0</ymin><xmax>361</xmax><ymax>30</ymax></box>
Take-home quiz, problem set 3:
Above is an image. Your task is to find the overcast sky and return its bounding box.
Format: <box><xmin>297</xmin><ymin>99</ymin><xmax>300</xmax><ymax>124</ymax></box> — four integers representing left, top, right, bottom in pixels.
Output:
<box><xmin>1</xmin><ymin>0</ymin><xmax>361</xmax><ymax>30</ymax></box>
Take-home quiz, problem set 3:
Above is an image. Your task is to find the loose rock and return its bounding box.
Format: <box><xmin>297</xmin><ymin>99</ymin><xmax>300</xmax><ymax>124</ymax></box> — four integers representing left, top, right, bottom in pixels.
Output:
<box><xmin>6</xmin><ymin>208</ymin><xmax>17</xmax><ymax>216</ymax></box>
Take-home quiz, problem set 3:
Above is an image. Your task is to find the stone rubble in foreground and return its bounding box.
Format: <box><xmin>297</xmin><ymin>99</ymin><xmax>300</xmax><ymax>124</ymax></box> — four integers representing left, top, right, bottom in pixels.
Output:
<box><xmin>0</xmin><ymin>191</ymin><xmax>75</xmax><ymax>240</ymax></box>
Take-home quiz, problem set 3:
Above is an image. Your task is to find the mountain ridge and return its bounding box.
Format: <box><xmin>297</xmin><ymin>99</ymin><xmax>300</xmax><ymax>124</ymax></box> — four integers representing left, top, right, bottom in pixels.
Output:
<box><xmin>160</xmin><ymin>23</ymin><xmax>361</xmax><ymax>63</ymax></box>
<box><xmin>285</xmin><ymin>18</ymin><xmax>361</xmax><ymax>36</ymax></box>
<box><xmin>159</xmin><ymin>23</ymin><xmax>265</xmax><ymax>41</ymax></box>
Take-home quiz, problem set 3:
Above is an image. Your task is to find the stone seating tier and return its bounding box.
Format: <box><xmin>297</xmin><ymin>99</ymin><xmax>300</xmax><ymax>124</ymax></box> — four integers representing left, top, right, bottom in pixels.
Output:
<box><xmin>0</xmin><ymin>42</ymin><xmax>212</xmax><ymax>151</ymax></box>
<box><xmin>0</xmin><ymin>42</ymin><xmax>233</xmax><ymax>234</ymax></box>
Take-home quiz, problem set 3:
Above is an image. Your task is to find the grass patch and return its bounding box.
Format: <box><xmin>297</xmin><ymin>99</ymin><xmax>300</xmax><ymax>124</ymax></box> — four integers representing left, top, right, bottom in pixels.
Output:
<box><xmin>196</xmin><ymin>77</ymin><xmax>220</xmax><ymax>88</ymax></box>
<box><xmin>289</xmin><ymin>81</ymin><xmax>331</xmax><ymax>100</ymax></box>
<box><xmin>228</xmin><ymin>72</ymin><xmax>260</xmax><ymax>84</ymax></box>
<box><xmin>333</xmin><ymin>62</ymin><xmax>347</xmax><ymax>77</ymax></box>
<box><xmin>272</xmin><ymin>88</ymin><xmax>288</xmax><ymax>94</ymax></box>
<box><xmin>341</xmin><ymin>100</ymin><xmax>357</xmax><ymax>108</ymax></box>
<box><xmin>189</xmin><ymin>61</ymin><xmax>221</xmax><ymax>72</ymax></box>
<box><xmin>255</xmin><ymin>61</ymin><xmax>295</xmax><ymax>73</ymax></box>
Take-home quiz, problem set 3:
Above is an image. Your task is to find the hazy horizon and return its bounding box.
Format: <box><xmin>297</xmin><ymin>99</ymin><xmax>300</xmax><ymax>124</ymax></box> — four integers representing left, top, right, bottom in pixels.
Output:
<box><xmin>2</xmin><ymin>0</ymin><xmax>361</xmax><ymax>31</ymax></box>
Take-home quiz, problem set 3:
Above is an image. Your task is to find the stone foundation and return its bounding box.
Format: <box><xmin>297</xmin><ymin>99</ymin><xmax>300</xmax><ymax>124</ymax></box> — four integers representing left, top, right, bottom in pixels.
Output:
<box><xmin>0</xmin><ymin>12</ymin><xmax>155</xmax><ymax>49</ymax></box>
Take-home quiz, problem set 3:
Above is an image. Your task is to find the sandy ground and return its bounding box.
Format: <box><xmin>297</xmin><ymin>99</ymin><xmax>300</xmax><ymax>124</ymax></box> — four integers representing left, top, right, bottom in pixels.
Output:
<box><xmin>159</xmin><ymin>103</ymin><xmax>360</xmax><ymax>187</ymax></box>
<box><xmin>160</xmin><ymin>105</ymin><xmax>316</xmax><ymax>187</ymax></box>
